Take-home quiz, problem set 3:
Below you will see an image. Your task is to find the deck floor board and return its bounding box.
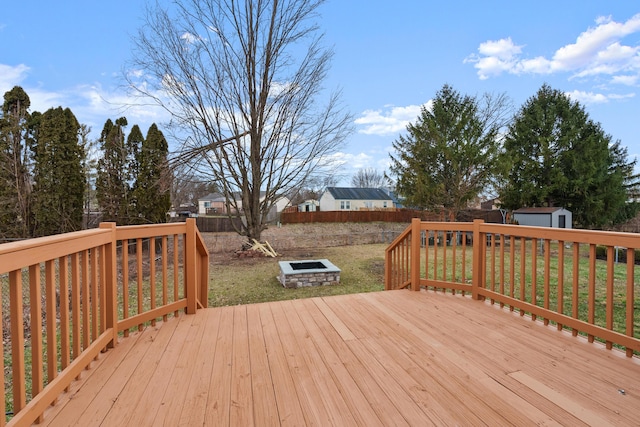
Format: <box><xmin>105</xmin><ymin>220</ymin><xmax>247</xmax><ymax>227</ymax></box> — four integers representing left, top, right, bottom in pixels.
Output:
<box><xmin>40</xmin><ymin>290</ymin><xmax>640</xmax><ymax>426</ymax></box>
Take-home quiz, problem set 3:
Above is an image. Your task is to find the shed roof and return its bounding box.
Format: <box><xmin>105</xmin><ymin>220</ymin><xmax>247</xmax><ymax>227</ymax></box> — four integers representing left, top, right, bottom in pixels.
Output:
<box><xmin>325</xmin><ymin>187</ymin><xmax>391</xmax><ymax>200</ymax></box>
<box><xmin>513</xmin><ymin>207</ymin><xmax>568</xmax><ymax>214</ymax></box>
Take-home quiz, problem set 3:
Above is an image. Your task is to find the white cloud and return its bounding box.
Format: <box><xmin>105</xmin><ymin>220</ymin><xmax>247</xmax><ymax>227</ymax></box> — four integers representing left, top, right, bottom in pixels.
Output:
<box><xmin>553</xmin><ymin>15</ymin><xmax>640</xmax><ymax>70</ymax></box>
<box><xmin>0</xmin><ymin>63</ymin><xmax>30</xmax><ymax>93</ymax></box>
<box><xmin>565</xmin><ymin>90</ymin><xmax>609</xmax><ymax>104</ymax></box>
<box><xmin>354</xmin><ymin>102</ymin><xmax>431</xmax><ymax>136</ymax></box>
<box><xmin>565</xmin><ymin>89</ymin><xmax>635</xmax><ymax>105</ymax></box>
<box><xmin>608</xmin><ymin>92</ymin><xmax>635</xmax><ymax>101</ymax></box>
<box><xmin>466</xmin><ymin>14</ymin><xmax>640</xmax><ymax>83</ymax></box>
<box><xmin>180</xmin><ymin>32</ymin><xmax>203</xmax><ymax>44</ymax></box>
<box><xmin>464</xmin><ymin>38</ymin><xmax>523</xmax><ymax>79</ymax></box>
<box><xmin>326</xmin><ymin>151</ymin><xmax>373</xmax><ymax>170</ymax></box>
<box><xmin>0</xmin><ymin>61</ymin><xmax>170</xmax><ymax>140</ymax></box>
<box><xmin>517</xmin><ymin>56</ymin><xmax>553</xmax><ymax>74</ymax></box>
<box><xmin>478</xmin><ymin>37</ymin><xmax>523</xmax><ymax>60</ymax></box>
<box><xmin>0</xmin><ymin>64</ymin><xmax>70</xmax><ymax>113</ymax></box>
<box><xmin>611</xmin><ymin>75</ymin><xmax>639</xmax><ymax>85</ymax></box>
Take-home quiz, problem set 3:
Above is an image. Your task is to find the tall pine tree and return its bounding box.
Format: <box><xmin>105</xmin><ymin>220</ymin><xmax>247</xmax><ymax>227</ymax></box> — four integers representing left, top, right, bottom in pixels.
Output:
<box><xmin>31</xmin><ymin>107</ymin><xmax>85</xmax><ymax>236</ymax></box>
<box><xmin>389</xmin><ymin>84</ymin><xmax>509</xmax><ymax>220</ymax></box>
<box><xmin>0</xmin><ymin>86</ymin><xmax>33</xmax><ymax>238</ymax></box>
<box><xmin>500</xmin><ymin>84</ymin><xmax>639</xmax><ymax>228</ymax></box>
<box><xmin>131</xmin><ymin>124</ymin><xmax>171</xmax><ymax>224</ymax></box>
<box><xmin>125</xmin><ymin>124</ymin><xmax>145</xmax><ymax>224</ymax></box>
<box><xmin>96</xmin><ymin>117</ymin><xmax>129</xmax><ymax>224</ymax></box>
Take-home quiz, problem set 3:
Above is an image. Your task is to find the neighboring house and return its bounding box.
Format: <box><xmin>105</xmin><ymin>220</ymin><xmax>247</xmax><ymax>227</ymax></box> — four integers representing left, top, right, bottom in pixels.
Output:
<box><xmin>512</xmin><ymin>207</ymin><xmax>572</xmax><ymax>229</ymax></box>
<box><xmin>198</xmin><ymin>193</ymin><xmax>228</xmax><ymax>215</ymax></box>
<box><xmin>198</xmin><ymin>191</ymin><xmax>290</xmax><ymax>221</ymax></box>
<box><xmin>168</xmin><ymin>203</ymin><xmax>197</xmax><ymax>218</ymax></box>
<box><xmin>319</xmin><ymin>187</ymin><xmax>393</xmax><ymax>211</ymax></box>
<box><xmin>380</xmin><ymin>187</ymin><xmax>404</xmax><ymax>209</ymax></box>
<box><xmin>298</xmin><ymin>199</ymin><xmax>319</xmax><ymax>212</ymax></box>
<box><xmin>481</xmin><ymin>198</ymin><xmax>500</xmax><ymax>210</ymax></box>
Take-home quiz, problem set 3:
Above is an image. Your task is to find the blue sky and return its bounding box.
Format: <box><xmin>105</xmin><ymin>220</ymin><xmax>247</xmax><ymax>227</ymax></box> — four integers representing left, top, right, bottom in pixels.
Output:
<box><xmin>2</xmin><ymin>1</ymin><xmax>640</xmax><ymax>185</ymax></box>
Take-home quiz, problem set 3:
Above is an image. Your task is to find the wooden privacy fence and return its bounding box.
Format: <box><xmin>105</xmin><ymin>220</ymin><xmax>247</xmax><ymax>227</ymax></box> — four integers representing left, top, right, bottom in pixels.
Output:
<box><xmin>0</xmin><ymin>218</ymin><xmax>209</xmax><ymax>426</ymax></box>
<box><xmin>281</xmin><ymin>208</ymin><xmax>504</xmax><ymax>224</ymax></box>
<box><xmin>195</xmin><ymin>216</ymin><xmax>243</xmax><ymax>232</ymax></box>
<box><xmin>386</xmin><ymin>218</ymin><xmax>640</xmax><ymax>357</ymax></box>
<box><xmin>281</xmin><ymin>209</ymin><xmax>444</xmax><ymax>224</ymax></box>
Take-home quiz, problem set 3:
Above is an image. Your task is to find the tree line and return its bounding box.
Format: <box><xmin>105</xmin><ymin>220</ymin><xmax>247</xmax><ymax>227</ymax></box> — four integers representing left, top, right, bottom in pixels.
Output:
<box><xmin>0</xmin><ymin>86</ymin><xmax>171</xmax><ymax>240</ymax></box>
<box><xmin>390</xmin><ymin>84</ymin><xmax>640</xmax><ymax>229</ymax></box>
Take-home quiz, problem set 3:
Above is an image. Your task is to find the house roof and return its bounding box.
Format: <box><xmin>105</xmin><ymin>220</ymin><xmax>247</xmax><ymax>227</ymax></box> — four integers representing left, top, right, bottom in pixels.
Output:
<box><xmin>199</xmin><ymin>193</ymin><xmax>225</xmax><ymax>202</ymax></box>
<box><xmin>199</xmin><ymin>191</ymin><xmax>288</xmax><ymax>203</ymax></box>
<box><xmin>325</xmin><ymin>187</ymin><xmax>392</xmax><ymax>200</ymax></box>
<box><xmin>513</xmin><ymin>207</ymin><xmax>568</xmax><ymax>214</ymax></box>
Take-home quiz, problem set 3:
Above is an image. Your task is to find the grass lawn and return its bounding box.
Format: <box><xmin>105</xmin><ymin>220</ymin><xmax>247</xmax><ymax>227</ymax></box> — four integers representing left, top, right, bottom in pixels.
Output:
<box><xmin>417</xmin><ymin>240</ymin><xmax>640</xmax><ymax>341</ymax></box>
<box><xmin>208</xmin><ymin>244</ymin><xmax>387</xmax><ymax>307</ymax></box>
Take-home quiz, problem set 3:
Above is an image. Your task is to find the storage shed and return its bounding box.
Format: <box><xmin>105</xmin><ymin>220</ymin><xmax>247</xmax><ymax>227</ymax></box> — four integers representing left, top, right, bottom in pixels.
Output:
<box><xmin>512</xmin><ymin>207</ymin><xmax>572</xmax><ymax>229</ymax></box>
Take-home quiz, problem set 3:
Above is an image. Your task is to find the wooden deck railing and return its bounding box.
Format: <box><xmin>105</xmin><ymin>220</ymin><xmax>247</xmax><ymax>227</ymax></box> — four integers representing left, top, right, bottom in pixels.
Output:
<box><xmin>386</xmin><ymin>218</ymin><xmax>640</xmax><ymax>358</ymax></box>
<box><xmin>0</xmin><ymin>218</ymin><xmax>209</xmax><ymax>426</ymax></box>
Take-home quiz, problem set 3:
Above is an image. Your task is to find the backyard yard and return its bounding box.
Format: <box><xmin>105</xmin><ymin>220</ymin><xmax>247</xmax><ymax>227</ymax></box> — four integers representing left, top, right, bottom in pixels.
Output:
<box><xmin>208</xmin><ymin>243</ymin><xmax>388</xmax><ymax>307</ymax></box>
<box><xmin>2</xmin><ymin>221</ymin><xmax>640</xmax><ymax>424</ymax></box>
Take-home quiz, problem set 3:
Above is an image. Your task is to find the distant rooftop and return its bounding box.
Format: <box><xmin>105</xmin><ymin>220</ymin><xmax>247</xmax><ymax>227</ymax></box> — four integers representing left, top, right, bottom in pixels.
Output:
<box><xmin>513</xmin><ymin>207</ymin><xmax>568</xmax><ymax>214</ymax></box>
<box><xmin>325</xmin><ymin>187</ymin><xmax>391</xmax><ymax>200</ymax></box>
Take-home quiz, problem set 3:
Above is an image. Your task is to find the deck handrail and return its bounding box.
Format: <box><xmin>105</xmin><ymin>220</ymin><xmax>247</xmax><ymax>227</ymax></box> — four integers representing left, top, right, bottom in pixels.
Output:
<box><xmin>0</xmin><ymin>218</ymin><xmax>209</xmax><ymax>426</ymax></box>
<box><xmin>386</xmin><ymin>218</ymin><xmax>640</xmax><ymax>358</ymax></box>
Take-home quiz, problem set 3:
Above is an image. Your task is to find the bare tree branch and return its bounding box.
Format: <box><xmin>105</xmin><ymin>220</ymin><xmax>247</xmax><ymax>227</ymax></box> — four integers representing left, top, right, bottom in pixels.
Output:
<box><xmin>351</xmin><ymin>168</ymin><xmax>388</xmax><ymax>188</ymax></box>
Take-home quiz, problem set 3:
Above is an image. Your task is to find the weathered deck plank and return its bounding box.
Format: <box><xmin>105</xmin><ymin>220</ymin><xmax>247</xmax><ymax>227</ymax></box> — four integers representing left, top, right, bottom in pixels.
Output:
<box><xmin>40</xmin><ymin>290</ymin><xmax>640</xmax><ymax>426</ymax></box>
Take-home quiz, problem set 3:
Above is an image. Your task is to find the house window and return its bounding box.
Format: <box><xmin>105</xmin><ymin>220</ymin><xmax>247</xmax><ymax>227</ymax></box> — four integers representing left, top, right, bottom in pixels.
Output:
<box><xmin>340</xmin><ymin>201</ymin><xmax>350</xmax><ymax>210</ymax></box>
<box><xmin>204</xmin><ymin>202</ymin><xmax>211</xmax><ymax>208</ymax></box>
<box><xmin>383</xmin><ymin>201</ymin><xmax>388</xmax><ymax>208</ymax></box>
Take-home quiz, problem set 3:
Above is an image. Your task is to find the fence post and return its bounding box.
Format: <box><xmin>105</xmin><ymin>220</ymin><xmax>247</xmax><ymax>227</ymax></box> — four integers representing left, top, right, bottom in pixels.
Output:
<box><xmin>472</xmin><ymin>219</ymin><xmax>484</xmax><ymax>300</ymax></box>
<box><xmin>100</xmin><ymin>222</ymin><xmax>119</xmax><ymax>348</ymax></box>
<box><xmin>185</xmin><ymin>218</ymin><xmax>197</xmax><ymax>314</ymax></box>
<box><xmin>411</xmin><ymin>217</ymin><xmax>421</xmax><ymax>291</ymax></box>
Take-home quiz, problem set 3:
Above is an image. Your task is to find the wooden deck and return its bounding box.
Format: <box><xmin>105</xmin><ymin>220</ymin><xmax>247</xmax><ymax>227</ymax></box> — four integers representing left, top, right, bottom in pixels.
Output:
<box><xmin>39</xmin><ymin>290</ymin><xmax>640</xmax><ymax>426</ymax></box>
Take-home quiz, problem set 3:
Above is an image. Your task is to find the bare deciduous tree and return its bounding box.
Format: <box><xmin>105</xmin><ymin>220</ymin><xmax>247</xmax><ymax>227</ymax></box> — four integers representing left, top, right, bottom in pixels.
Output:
<box><xmin>170</xmin><ymin>164</ymin><xmax>219</xmax><ymax>212</ymax></box>
<box><xmin>351</xmin><ymin>168</ymin><xmax>387</xmax><ymax>188</ymax></box>
<box><xmin>128</xmin><ymin>0</ymin><xmax>352</xmax><ymax>241</ymax></box>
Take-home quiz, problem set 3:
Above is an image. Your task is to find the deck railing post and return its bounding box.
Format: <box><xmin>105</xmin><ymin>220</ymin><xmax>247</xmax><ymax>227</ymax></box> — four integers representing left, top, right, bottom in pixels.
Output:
<box><xmin>198</xmin><ymin>237</ymin><xmax>209</xmax><ymax>308</ymax></box>
<box><xmin>472</xmin><ymin>219</ymin><xmax>484</xmax><ymax>300</ymax></box>
<box><xmin>99</xmin><ymin>222</ymin><xmax>119</xmax><ymax>348</ymax></box>
<box><xmin>384</xmin><ymin>248</ymin><xmax>392</xmax><ymax>290</ymax></box>
<box><xmin>410</xmin><ymin>218</ymin><xmax>421</xmax><ymax>291</ymax></box>
<box><xmin>185</xmin><ymin>218</ymin><xmax>197</xmax><ymax>314</ymax></box>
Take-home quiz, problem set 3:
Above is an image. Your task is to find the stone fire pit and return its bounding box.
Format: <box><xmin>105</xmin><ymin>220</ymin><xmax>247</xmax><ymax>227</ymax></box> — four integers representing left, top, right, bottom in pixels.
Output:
<box><xmin>278</xmin><ymin>259</ymin><xmax>341</xmax><ymax>288</ymax></box>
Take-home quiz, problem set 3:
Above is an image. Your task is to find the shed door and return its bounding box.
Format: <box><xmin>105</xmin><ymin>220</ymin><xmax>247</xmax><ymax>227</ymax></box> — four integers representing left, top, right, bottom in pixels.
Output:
<box><xmin>559</xmin><ymin>215</ymin><xmax>566</xmax><ymax>228</ymax></box>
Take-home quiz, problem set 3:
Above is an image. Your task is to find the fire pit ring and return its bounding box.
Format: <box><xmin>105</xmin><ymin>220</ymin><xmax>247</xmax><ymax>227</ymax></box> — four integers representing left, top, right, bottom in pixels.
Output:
<box><xmin>278</xmin><ymin>259</ymin><xmax>341</xmax><ymax>288</ymax></box>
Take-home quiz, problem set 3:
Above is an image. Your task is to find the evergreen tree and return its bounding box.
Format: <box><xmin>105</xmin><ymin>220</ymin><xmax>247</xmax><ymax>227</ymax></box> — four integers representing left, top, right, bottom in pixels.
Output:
<box><xmin>125</xmin><ymin>124</ymin><xmax>145</xmax><ymax>224</ymax></box>
<box><xmin>500</xmin><ymin>84</ymin><xmax>639</xmax><ymax>229</ymax></box>
<box><xmin>96</xmin><ymin>117</ymin><xmax>129</xmax><ymax>224</ymax></box>
<box><xmin>131</xmin><ymin>124</ymin><xmax>171</xmax><ymax>223</ymax></box>
<box><xmin>31</xmin><ymin>107</ymin><xmax>85</xmax><ymax>236</ymax></box>
<box><xmin>78</xmin><ymin>124</ymin><xmax>99</xmax><ymax>228</ymax></box>
<box><xmin>0</xmin><ymin>86</ymin><xmax>33</xmax><ymax>238</ymax></box>
<box><xmin>389</xmin><ymin>84</ymin><xmax>510</xmax><ymax>220</ymax></box>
